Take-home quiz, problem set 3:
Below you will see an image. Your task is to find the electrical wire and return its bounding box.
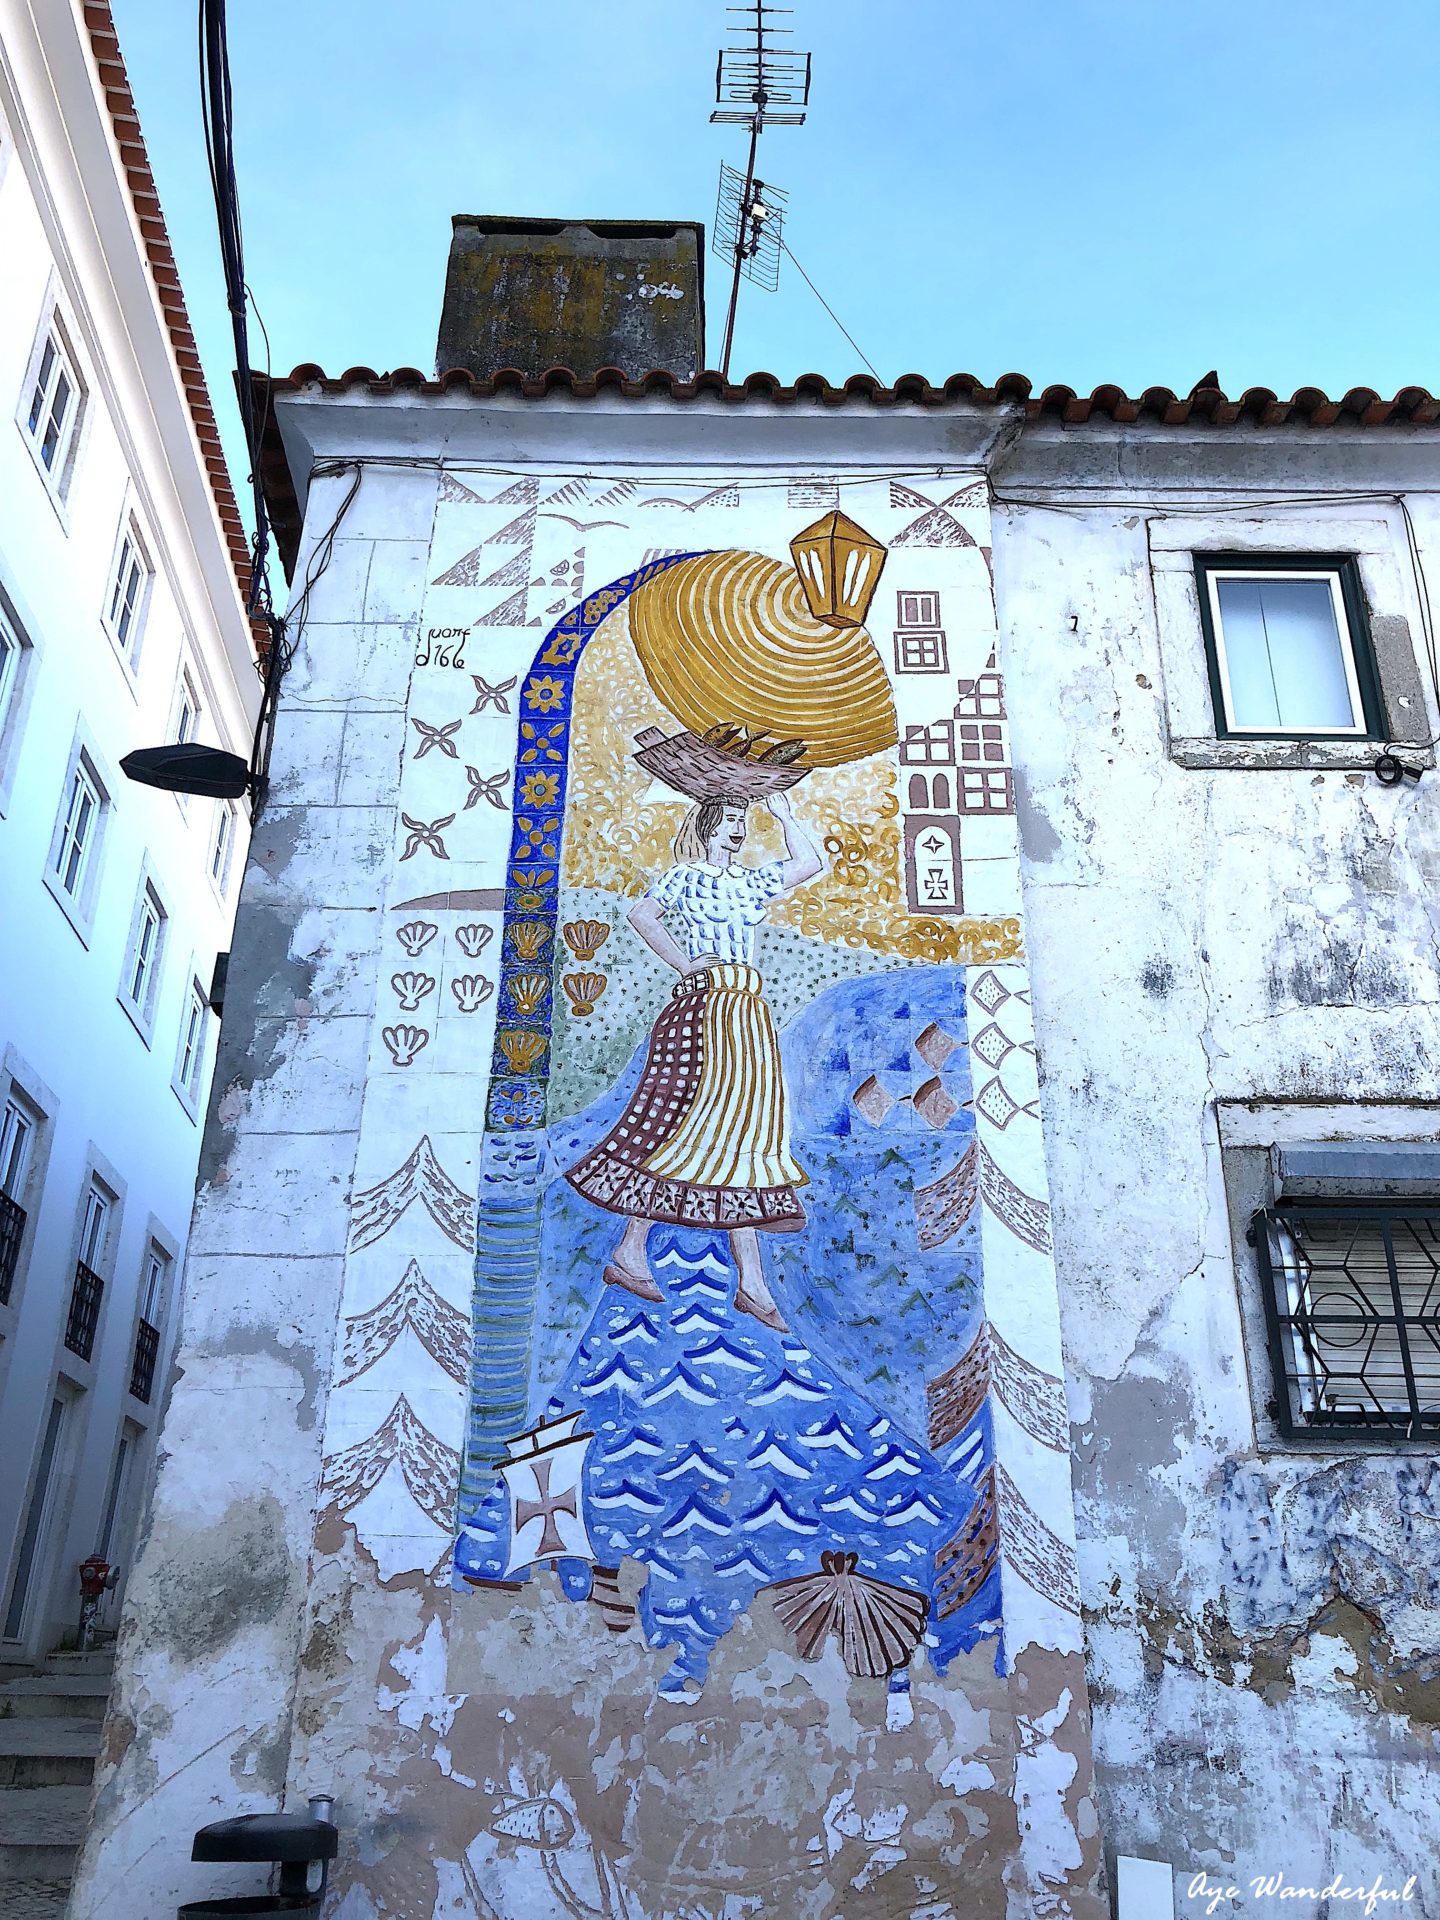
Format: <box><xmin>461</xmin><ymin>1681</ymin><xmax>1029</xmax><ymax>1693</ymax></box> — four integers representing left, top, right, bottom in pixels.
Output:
<box><xmin>780</xmin><ymin>240</ymin><xmax>882</xmax><ymax>381</ymax></box>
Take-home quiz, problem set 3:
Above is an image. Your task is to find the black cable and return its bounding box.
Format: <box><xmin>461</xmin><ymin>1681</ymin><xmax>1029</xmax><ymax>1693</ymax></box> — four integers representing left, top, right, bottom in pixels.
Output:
<box><xmin>780</xmin><ymin>239</ymin><xmax>881</xmax><ymax>381</ymax></box>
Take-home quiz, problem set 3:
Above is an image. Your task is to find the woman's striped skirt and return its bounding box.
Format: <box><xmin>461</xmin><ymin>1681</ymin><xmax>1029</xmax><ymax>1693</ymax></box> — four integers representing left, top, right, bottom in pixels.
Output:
<box><xmin>566</xmin><ymin>963</ymin><xmax>806</xmax><ymax>1232</ymax></box>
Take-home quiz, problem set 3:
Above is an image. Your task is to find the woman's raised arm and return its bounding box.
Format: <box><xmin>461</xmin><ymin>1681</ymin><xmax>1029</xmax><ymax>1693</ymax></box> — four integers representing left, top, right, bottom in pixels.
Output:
<box><xmin>766</xmin><ymin>791</ymin><xmax>824</xmax><ymax>891</ymax></box>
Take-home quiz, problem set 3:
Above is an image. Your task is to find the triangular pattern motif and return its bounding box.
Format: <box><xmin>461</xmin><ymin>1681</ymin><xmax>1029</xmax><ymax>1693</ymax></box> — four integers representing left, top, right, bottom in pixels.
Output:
<box><xmin>349</xmin><ymin>1136</ymin><xmax>474</xmax><ymax>1251</ymax></box>
<box><xmin>322</xmin><ymin>1396</ymin><xmax>460</xmax><ymax>1531</ymax></box>
<box><xmin>474</xmin><ymin>585</ymin><xmax>532</xmax><ymax>629</ymax></box>
<box><xmin>438</xmin><ymin>472</ymin><xmax>483</xmax><ymax>503</ymax></box>
<box><xmin>430</xmin><ymin>544</ymin><xmax>487</xmax><ymax>588</ymax></box>
<box><xmin>337</xmin><ymin>1258</ymin><xmax>470</xmax><ymax>1386</ymax></box>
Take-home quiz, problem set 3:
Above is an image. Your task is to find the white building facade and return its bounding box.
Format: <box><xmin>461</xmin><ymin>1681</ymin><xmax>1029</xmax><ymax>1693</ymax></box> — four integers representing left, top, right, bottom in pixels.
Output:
<box><xmin>0</xmin><ymin>0</ymin><xmax>258</xmax><ymax>1664</ymax></box>
<box><xmin>70</xmin><ymin>219</ymin><xmax>1440</xmax><ymax>1916</ymax></box>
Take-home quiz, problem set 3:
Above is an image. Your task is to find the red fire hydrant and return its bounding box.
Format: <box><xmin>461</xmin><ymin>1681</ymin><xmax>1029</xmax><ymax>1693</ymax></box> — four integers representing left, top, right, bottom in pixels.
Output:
<box><xmin>78</xmin><ymin>1555</ymin><xmax>117</xmax><ymax>1651</ymax></box>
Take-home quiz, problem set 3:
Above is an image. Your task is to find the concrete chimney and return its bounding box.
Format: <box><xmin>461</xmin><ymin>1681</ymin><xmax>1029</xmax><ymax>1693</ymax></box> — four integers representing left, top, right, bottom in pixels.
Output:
<box><xmin>436</xmin><ymin>215</ymin><xmax>706</xmax><ymax>380</ymax></box>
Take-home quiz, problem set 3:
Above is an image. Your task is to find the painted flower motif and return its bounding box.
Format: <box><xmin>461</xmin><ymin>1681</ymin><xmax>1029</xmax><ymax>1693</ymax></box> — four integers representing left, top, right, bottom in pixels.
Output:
<box><xmin>523</xmin><ymin>675</ymin><xmax>566</xmax><ymax>714</ymax></box>
<box><xmin>519</xmin><ymin>771</ymin><xmax>560</xmax><ymax>809</ymax></box>
<box><xmin>516</xmin><ymin>816</ymin><xmax>559</xmax><ymax>859</ymax></box>
<box><xmin>518</xmin><ymin>722</ymin><xmax>565</xmax><ymax>765</ymax></box>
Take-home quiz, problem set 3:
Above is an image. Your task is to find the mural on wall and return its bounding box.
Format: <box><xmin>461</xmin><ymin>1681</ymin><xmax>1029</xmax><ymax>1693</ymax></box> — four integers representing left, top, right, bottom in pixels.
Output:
<box><xmin>439</xmin><ymin>505</ymin><xmax>1063</xmax><ymax>1706</ymax></box>
<box><xmin>310</xmin><ymin>468</ymin><xmax>1097</xmax><ymax>1920</ymax></box>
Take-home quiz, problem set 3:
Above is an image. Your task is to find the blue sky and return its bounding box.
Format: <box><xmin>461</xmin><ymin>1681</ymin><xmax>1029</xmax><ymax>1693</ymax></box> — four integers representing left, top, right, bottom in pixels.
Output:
<box><xmin>113</xmin><ymin>0</ymin><xmax>1439</xmax><ymax>444</ymax></box>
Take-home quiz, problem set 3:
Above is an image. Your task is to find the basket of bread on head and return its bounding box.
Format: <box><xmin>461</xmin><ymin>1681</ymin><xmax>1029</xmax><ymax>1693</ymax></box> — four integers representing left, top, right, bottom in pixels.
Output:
<box><xmin>633</xmin><ymin>722</ymin><xmax>811</xmax><ymax>802</ymax></box>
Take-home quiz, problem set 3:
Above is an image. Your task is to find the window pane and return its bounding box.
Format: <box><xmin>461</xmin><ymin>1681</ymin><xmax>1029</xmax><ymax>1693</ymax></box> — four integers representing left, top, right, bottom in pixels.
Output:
<box><xmin>81</xmin><ymin>1189</ymin><xmax>108</xmax><ymax>1266</ymax></box>
<box><xmin>0</xmin><ymin>1102</ymin><xmax>33</xmax><ymax>1196</ymax></box>
<box><xmin>41</xmin><ymin>370</ymin><xmax>72</xmax><ymax>469</ymax></box>
<box><xmin>27</xmin><ymin>340</ymin><xmax>55</xmax><ymax>433</ymax></box>
<box><xmin>1217</xmin><ymin>576</ymin><xmax>1358</xmax><ymax>731</ymax></box>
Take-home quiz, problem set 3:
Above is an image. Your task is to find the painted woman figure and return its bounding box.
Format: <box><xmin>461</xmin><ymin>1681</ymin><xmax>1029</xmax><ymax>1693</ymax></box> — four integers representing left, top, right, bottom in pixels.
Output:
<box><xmin>566</xmin><ymin>788</ymin><xmax>823</xmax><ymax>1333</ymax></box>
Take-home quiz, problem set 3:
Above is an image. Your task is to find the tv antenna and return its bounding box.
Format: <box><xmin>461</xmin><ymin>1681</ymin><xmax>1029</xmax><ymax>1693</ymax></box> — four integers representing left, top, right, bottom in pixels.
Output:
<box><xmin>710</xmin><ymin>3</ymin><xmax>812</xmax><ymax>379</ymax></box>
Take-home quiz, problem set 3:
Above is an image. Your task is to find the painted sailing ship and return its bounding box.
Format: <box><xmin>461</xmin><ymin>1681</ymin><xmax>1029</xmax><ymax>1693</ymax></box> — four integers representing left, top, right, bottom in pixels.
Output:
<box><xmin>498</xmin><ymin>1410</ymin><xmax>597</xmax><ymax>1576</ymax></box>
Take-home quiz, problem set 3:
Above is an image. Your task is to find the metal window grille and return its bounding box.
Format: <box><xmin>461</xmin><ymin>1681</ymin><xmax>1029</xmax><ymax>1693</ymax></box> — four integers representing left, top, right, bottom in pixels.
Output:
<box><xmin>1254</xmin><ymin>1204</ymin><xmax>1440</xmax><ymax>1438</ymax></box>
<box><xmin>65</xmin><ymin>1259</ymin><xmax>105</xmax><ymax>1361</ymax></box>
<box><xmin>0</xmin><ymin>1190</ymin><xmax>25</xmax><ymax>1306</ymax></box>
<box><xmin>130</xmin><ymin>1318</ymin><xmax>160</xmax><ymax>1403</ymax></box>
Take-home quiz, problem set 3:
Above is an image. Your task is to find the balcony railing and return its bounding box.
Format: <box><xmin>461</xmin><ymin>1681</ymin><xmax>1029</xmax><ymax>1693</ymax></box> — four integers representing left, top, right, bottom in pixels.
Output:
<box><xmin>130</xmin><ymin>1318</ymin><xmax>160</xmax><ymax>1403</ymax></box>
<box><xmin>64</xmin><ymin>1260</ymin><xmax>105</xmax><ymax>1361</ymax></box>
<box><xmin>0</xmin><ymin>1190</ymin><xmax>24</xmax><ymax>1306</ymax></box>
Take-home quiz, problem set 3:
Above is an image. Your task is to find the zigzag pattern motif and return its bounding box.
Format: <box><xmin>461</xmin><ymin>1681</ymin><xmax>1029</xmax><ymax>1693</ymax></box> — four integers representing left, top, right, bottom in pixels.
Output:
<box><xmin>337</xmin><ymin>1258</ymin><xmax>469</xmax><ymax>1387</ymax></box>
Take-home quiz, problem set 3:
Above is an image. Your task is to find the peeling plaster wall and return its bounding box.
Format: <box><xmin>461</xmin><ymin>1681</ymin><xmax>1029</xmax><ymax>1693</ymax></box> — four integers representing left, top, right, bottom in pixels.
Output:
<box><xmin>991</xmin><ymin>433</ymin><xmax>1440</xmax><ymax>1911</ymax></box>
<box><xmin>71</xmin><ymin>415</ymin><xmax>1106</xmax><ymax>1920</ymax></box>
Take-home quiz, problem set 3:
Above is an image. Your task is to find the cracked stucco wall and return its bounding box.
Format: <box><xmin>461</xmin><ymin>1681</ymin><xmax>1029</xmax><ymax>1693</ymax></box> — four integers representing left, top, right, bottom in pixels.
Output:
<box><xmin>991</xmin><ymin>443</ymin><xmax>1440</xmax><ymax>1912</ymax></box>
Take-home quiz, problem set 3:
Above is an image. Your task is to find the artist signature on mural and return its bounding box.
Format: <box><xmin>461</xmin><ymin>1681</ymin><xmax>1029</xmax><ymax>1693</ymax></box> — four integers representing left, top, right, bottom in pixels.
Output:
<box><xmin>1187</xmin><ymin>1870</ymin><xmax>1419</xmax><ymax>1916</ymax></box>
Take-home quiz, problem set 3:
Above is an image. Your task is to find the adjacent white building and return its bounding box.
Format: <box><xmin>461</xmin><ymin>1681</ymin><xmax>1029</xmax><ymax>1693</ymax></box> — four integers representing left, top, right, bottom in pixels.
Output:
<box><xmin>0</xmin><ymin>0</ymin><xmax>259</xmax><ymax>1663</ymax></box>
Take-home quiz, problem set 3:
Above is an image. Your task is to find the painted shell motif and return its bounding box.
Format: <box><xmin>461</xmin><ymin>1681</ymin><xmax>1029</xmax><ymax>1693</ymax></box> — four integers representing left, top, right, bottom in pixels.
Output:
<box><xmin>562</xmin><ymin>918</ymin><xmax>610</xmax><ymax>962</ymax></box>
<box><xmin>510</xmin><ymin>920</ymin><xmax>552</xmax><ymax>961</ymax></box>
<box><xmin>765</xmin><ymin>1550</ymin><xmax>929</xmax><ymax>1679</ymax></box>
<box><xmin>562</xmin><ymin>971</ymin><xmax>607</xmax><ymax>1017</ymax></box>
<box><xmin>507</xmin><ymin>971</ymin><xmax>550</xmax><ymax>1018</ymax></box>
<box><xmin>497</xmin><ymin>1028</ymin><xmax>546</xmax><ymax>1072</ymax></box>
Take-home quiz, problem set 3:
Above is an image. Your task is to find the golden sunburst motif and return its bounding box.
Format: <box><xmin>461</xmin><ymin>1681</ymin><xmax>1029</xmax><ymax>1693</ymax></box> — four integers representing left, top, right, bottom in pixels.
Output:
<box><xmin>627</xmin><ymin>550</ymin><xmax>898</xmax><ymax>769</ymax></box>
<box><xmin>562</xmin><ymin>602</ymin><xmax>1022</xmax><ymax>965</ymax></box>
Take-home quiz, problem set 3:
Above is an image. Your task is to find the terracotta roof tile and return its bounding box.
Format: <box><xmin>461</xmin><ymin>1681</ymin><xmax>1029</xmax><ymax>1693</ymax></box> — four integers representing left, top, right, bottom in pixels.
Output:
<box><xmin>254</xmin><ymin>360</ymin><xmax>1440</xmax><ymax>580</ymax></box>
<box><xmin>82</xmin><ymin>1</ymin><xmax>264</xmax><ymax>661</ymax></box>
<box><xmin>260</xmin><ymin>362</ymin><xmax>1440</xmax><ymax>426</ymax></box>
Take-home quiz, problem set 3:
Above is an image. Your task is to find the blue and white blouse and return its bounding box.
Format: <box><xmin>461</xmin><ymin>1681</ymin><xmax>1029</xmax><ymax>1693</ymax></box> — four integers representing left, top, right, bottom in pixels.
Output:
<box><xmin>649</xmin><ymin>861</ymin><xmax>786</xmax><ymax>963</ymax></box>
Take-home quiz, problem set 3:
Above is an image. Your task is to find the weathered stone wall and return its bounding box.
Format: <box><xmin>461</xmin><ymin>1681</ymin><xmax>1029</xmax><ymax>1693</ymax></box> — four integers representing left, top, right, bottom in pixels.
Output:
<box><xmin>72</xmin><ymin>409</ymin><xmax>1103</xmax><ymax>1920</ymax></box>
<box><xmin>992</xmin><ymin>440</ymin><xmax>1440</xmax><ymax>1911</ymax></box>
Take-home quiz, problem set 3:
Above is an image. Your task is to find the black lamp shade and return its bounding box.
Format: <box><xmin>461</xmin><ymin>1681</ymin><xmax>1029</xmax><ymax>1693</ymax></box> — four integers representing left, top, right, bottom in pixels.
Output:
<box><xmin>121</xmin><ymin>744</ymin><xmax>250</xmax><ymax>799</ymax></box>
<box><xmin>192</xmin><ymin>1814</ymin><xmax>338</xmax><ymax>1865</ymax></box>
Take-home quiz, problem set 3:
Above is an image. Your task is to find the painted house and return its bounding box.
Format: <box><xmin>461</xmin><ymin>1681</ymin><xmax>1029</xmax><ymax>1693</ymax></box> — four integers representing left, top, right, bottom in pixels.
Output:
<box><xmin>0</xmin><ymin>0</ymin><xmax>258</xmax><ymax>1679</ymax></box>
<box><xmin>72</xmin><ymin>217</ymin><xmax>1440</xmax><ymax>1919</ymax></box>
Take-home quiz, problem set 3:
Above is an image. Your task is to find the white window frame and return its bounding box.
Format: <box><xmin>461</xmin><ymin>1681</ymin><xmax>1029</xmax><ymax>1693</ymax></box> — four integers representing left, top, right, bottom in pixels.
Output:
<box><xmin>1202</xmin><ymin>564</ymin><xmax>1369</xmax><ymax>739</ymax></box>
<box><xmin>102</xmin><ymin>514</ymin><xmax>154</xmax><ymax>670</ymax></box>
<box><xmin>0</xmin><ymin>587</ymin><xmax>40</xmax><ymax>819</ymax></box>
<box><xmin>139</xmin><ymin>1242</ymin><xmax>170</xmax><ymax>1328</ymax></box>
<box><xmin>118</xmin><ymin>874</ymin><xmax>167</xmax><ymax>1041</ymax></box>
<box><xmin>209</xmin><ymin>799</ymin><xmax>238</xmax><ymax>898</ymax></box>
<box><xmin>16</xmin><ymin>303</ymin><xmax>87</xmax><ymax>507</ymax></box>
<box><xmin>172</xmin><ymin>666</ymin><xmax>202</xmax><ymax>816</ymax></box>
<box><xmin>44</xmin><ymin>742</ymin><xmax>110</xmax><ymax>943</ymax></box>
<box><xmin>173</xmin><ymin>976</ymin><xmax>210</xmax><ymax>1119</ymax></box>
<box><xmin>79</xmin><ymin>1183</ymin><xmax>110</xmax><ymax>1274</ymax></box>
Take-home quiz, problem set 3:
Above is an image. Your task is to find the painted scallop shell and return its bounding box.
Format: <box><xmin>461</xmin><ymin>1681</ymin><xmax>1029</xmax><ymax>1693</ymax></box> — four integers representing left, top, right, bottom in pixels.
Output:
<box><xmin>507</xmin><ymin>971</ymin><xmax>550</xmax><ymax>1017</ymax></box>
<box><xmin>562</xmin><ymin>971</ymin><xmax>607</xmax><ymax>1017</ymax></box>
<box><xmin>497</xmin><ymin>1028</ymin><xmax>546</xmax><ymax>1073</ymax></box>
<box><xmin>562</xmin><ymin>918</ymin><xmax>610</xmax><ymax>962</ymax></box>
<box><xmin>766</xmin><ymin>1550</ymin><xmax>928</xmax><ymax>1679</ymax></box>
<box><xmin>510</xmin><ymin>920</ymin><xmax>553</xmax><ymax>961</ymax></box>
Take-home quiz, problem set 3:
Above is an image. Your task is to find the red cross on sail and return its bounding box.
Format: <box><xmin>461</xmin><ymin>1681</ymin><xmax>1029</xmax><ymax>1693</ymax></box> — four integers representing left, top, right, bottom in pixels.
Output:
<box><xmin>499</xmin><ymin>1411</ymin><xmax>596</xmax><ymax>1575</ymax></box>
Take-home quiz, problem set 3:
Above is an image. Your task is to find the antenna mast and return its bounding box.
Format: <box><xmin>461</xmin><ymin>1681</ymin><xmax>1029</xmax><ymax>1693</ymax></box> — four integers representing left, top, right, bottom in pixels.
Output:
<box><xmin>710</xmin><ymin>2</ymin><xmax>812</xmax><ymax>379</ymax></box>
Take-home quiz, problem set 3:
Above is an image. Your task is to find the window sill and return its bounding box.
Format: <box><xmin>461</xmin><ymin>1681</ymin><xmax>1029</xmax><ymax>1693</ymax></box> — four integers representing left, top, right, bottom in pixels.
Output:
<box><xmin>117</xmin><ymin>992</ymin><xmax>155</xmax><ymax>1050</ymax></box>
<box><xmin>1170</xmin><ymin>736</ymin><xmax>1435</xmax><ymax>773</ymax></box>
<box><xmin>42</xmin><ymin>866</ymin><xmax>95</xmax><ymax>947</ymax></box>
<box><xmin>98</xmin><ymin>618</ymin><xmax>142</xmax><ymax>697</ymax></box>
<box><xmin>14</xmin><ymin>419</ymin><xmax>73</xmax><ymax>534</ymax></box>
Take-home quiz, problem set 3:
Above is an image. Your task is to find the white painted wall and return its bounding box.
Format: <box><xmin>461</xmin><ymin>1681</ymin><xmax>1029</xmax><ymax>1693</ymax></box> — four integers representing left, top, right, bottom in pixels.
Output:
<box><xmin>0</xmin><ymin>2</ymin><xmax>258</xmax><ymax>1661</ymax></box>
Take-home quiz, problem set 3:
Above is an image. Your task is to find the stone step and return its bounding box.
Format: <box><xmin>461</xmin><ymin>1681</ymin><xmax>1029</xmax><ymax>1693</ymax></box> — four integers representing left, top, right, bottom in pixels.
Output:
<box><xmin>0</xmin><ymin>1672</ymin><xmax>112</xmax><ymax>1718</ymax></box>
<box><xmin>0</xmin><ymin>1784</ymin><xmax>90</xmax><ymax>1881</ymax></box>
<box><xmin>41</xmin><ymin>1650</ymin><xmax>115</xmax><ymax>1677</ymax></box>
<box><xmin>0</xmin><ymin>1716</ymin><xmax>101</xmax><ymax>1789</ymax></box>
<box><xmin>0</xmin><ymin>1881</ymin><xmax>72</xmax><ymax>1918</ymax></box>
